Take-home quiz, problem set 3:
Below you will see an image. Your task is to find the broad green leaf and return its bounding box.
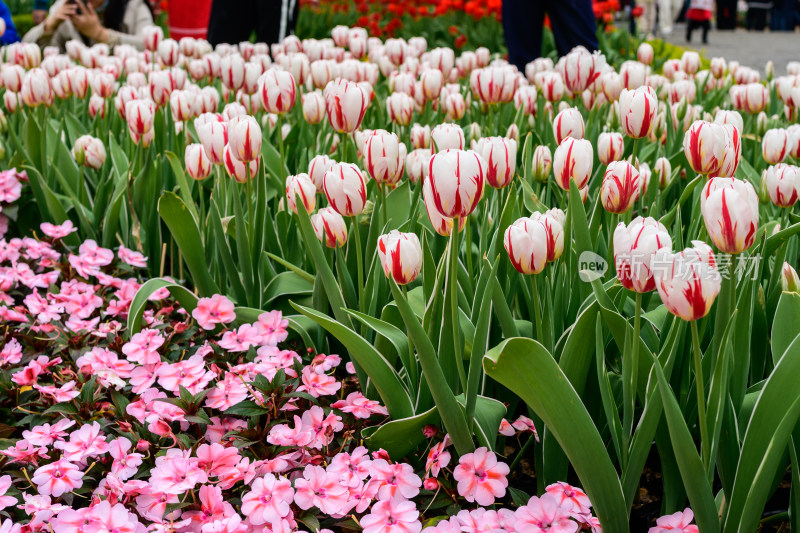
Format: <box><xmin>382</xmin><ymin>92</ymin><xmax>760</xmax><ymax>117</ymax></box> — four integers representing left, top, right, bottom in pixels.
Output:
<box><xmin>127</xmin><ymin>278</ymin><xmax>199</xmax><ymax>336</ymax></box>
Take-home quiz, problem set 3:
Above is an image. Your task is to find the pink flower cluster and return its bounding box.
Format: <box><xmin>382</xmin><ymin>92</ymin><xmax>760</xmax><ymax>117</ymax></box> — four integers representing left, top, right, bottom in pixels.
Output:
<box><xmin>0</xmin><ymin>168</ymin><xmax>25</xmax><ymax>238</ymax></box>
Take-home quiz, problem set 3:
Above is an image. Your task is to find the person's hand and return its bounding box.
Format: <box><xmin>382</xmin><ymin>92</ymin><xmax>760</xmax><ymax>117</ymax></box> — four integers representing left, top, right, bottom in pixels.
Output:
<box><xmin>70</xmin><ymin>0</ymin><xmax>107</xmax><ymax>41</ymax></box>
<box><xmin>32</xmin><ymin>9</ymin><xmax>48</xmax><ymax>25</ymax></box>
<box><xmin>43</xmin><ymin>1</ymin><xmax>77</xmax><ymax>33</ymax></box>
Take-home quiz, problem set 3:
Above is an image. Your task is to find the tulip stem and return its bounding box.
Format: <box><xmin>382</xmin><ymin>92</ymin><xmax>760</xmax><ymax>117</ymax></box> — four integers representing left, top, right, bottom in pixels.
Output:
<box><xmin>277</xmin><ymin>114</ymin><xmax>287</xmax><ymax>182</ymax></box>
<box><xmin>379</xmin><ymin>184</ymin><xmax>387</xmax><ymax>228</ymax></box>
<box><xmin>352</xmin><ymin>216</ymin><xmax>364</xmax><ymax>319</ymax></box>
<box><xmin>449</xmin><ymin>219</ymin><xmax>467</xmax><ymax>392</ymax></box>
<box><xmin>530</xmin><ymin>275</ymin><xmax>543</xmax><ymax>343</ymax></box>
<box><xmin>691</xmin><ymin>320</ymin><xmax>710</xmax><ymax>470</ymax></box>
<box><xmin>624</xmin><ymin>292</ymin><xmax>643</xmax><ymax>438</ymax></box>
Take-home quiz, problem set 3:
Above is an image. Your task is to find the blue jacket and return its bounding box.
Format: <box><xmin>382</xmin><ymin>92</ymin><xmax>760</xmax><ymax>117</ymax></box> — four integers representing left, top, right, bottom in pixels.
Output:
<box><xmin>0</xmin><ymin>1</ymin><xmax>20</xmax><ymax>45</ymax></box>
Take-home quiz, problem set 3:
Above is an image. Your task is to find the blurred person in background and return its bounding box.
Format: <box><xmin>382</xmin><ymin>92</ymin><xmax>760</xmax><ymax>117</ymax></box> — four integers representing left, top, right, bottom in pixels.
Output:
<box><xmin>686</xmin><ymin>0</ymin><xmax>713</xmax><ymax>42</ymax></box>
<box><xmin>747</xmin><ymin>0</ymin><xmax>773</xmax><ymax>28</ymax></box>
<box><xmin>23</xmin><ymin>0</ymin><xmax>153</xmax><ymax>51</ymax></box>
<box><xmin>0</xmin><ymin>1</ymin><xmax>21</xmax><ymax>44</ymax></box>
<box><xmin>502</xmin><ymin>0</ymin><xmax>598</xmax><ymax>70</ymax></box>
<box><xmin>33</xmin><ymin>0</ymin><xmax>51</xmax><ymax>25</ymax></box>
<box><xmin>207</xmin><ymin>0</ymin><xmax>299</xmax><ymax>46</ymax></box>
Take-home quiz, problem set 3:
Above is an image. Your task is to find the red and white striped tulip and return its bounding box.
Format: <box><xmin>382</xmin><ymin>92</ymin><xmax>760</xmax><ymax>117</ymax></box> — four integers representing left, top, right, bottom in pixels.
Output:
<box><xmin>683</xmin><ymin>121</ymin><xmax>727</xmax><ymax>175</ymax></box>
<box><xmin>714</xmin><ymin>110</ymin><xmax>744</xmax><ymax>132</ymax></box>
<box><xmin>717</xmin><ymin>124</ymin><xmax>742</xmax><ymax>177</ymax></box>
<box><xmin>223</xmin><ymin>145</ymin><xmax>259</xmax><ymax>183</ymax></box>
<box><xmin>420</xmin><ymin>68</ymin><xmax>444</xmax><ymax>101</ymax></box>
<box><xmin>540</xmin><ymin>71</ymin><xmax>564</xmax><ymax>102</ymax></box>
<box><xmin>553</xmin><ymin>137</ymin><xmax>593</xmax><ymax>191</ymax></box>
<box><xmin>427</xmin><ymin>149</ymin><xmax>485</xmax><ymax>219</ymax></box>
<box><xmin>302</xmin><ymin>90</ymin><xmax>326</xmax><ymax>125</ymax></box>
<box><xmin>504</xmin><ymin>217</ymin><xmax>550</xmax><ymax>275</ymax></box>
<box><xmin>157</xmin><ymin>39</ymin><xmax>180</xmax><ymax>67</ymax></box>
<box><xmin>553</xmin><ymin>108</ymin><xmax>585</xmax><ymax>145</ymax></box>
<box><xmin>601</xmin><ymin>161</ymin><xmax>641</xmax><ymax>214</ymax></box>
<box><xmin>614</xmin><ymin>217</ymin><xmax>673</xmax><ymax>293</ymax></box>
<box><xmin>184</xmin><ymin>144</ymin><xmax>212</xmax><ymax>180</ymax></box>
<box><xmin>620</xmin><ymin>60</ymin><xmax>646</xmax><ymax>89</ymax></box>
<box><xmin>431</xmin><ymin>123</ymin><xmax>465</xmax><ymax>154</ymax></box>
<box><xmin>765</xmin><ymin>164</ymin><xmax>800</xmax><ymax>207</ymax></box>
<box><xmin>196</xmin><ymin>120</ymin><xmax>227</xmax><ymax>165</ymax></box>
<box><xmin>88</xmin><ymin>94</ymin><xmax>105</xmax><ymax>119</ymax></box>
<box><xmin>782</xmin><ymin>262</ymin><xmax>800</xmax><ymax>292</ymax></box>
<box><xmin>653</xmin><ymin>241</ymin><xmax>721</xmax><ymax>321</ymax></box>
<box><xmin>529</xmin><ymin>209</ymin><xmax>565</xmax><ymax>262</ymax></box>
<box><xmin>323</xmin><ymin>163</ymin><xmax>367</xmax><ymax>217</ymax></box>
<box><xmin>475</xmin><ymin>137</ymin><xmax>517</xmax><ymax>189</ymax></box>
<box><xmin>406</xmin><ymin>148</ymin><xmax>430</xmax><ymax>184</ymax></box>
<box><xmin>364</xmin><ymin>130</ymin><xmax>405</xmax><ymax>187</ymax></box>
<box><xmin>125</xmin><ymin>99</ymin><xmax>156</xmax><ymax>136</ymax></box>
<box><xmin>440</xmin><ymin>91</ymin><xmax>466</xmax><ymax>121</ymax></box>
<box><xmin>411</xmin><ymin>123</ymin><xmax>431</xmax><ymax>149</ymax></box>
<box><xmin>701</xmin><ymin>177</ymin><xmax>759</xmax><ymax>254</ymax></box>
<box><xmin>324</xmin><ymin>78</ymin><xmax>369</xmax><ymax>134</ymax></box>
<box><xmin>308</xmin><ymin>154</ymin><xmax>336</xmax><ymax>192</ymax></box>
<box><xmin>560</xmin><ymin>48</ymin><xmax>605</xmax><ymax>94</ymax></box>
<box><xmin>386</xmin><ymin>92</ymin><xmax>415</xmax><ymax>126</ymax></box>
<box><xmin>311</xmin><ymin>206</ymin><xmax>347</xmax><ymax>248</ymax></box>
<box><xmin>220</xmin><ymin>54</ymin><xmax>245</xmax><ymax>91</ymax></box>
<box><xmin>72</xmin><ymin>135</ymin><xmax>106</xmax><ymax>170</ymax></box>
<box><xmin>619</xmin><ymin>86</ymin><xmax>657</xmax><ymax>139</ymax></box>
<box><xmin>598</xmin><ymin>132</ymin><xmax>624</xmax><ymax>165</ymax></box>
<box><xmin>21</xmin><ymin>68</ymin><xmax>52</xmax><ymax>107</ymax></box>
<box><xmin>637</xmin><ymin>43</ymin><xmax>654</xmax><ymax>65</ymax></box>
<box><xmin>286</xmin><ymin>173</ymin><xmax>317</xmax><ymax>214</ymax></box>
<box><xmin>532</xmin><ymin>145</ymin><xmax>552</xmax><ymax>183</ymax></box>
<box><xmin>601</xmin><ymin>72</ymin><xmax>624</xmax><ymax>102</ymax></box>
<box><xmin>654</xmin><ymin>157</ymin><xmax>672</xmax><ymax>189</ymax></box>
<box><xmin>227</xmin><ymin>115</ymin><xmax>261</xmax><ymax>163</ymax></box>
<box><xmin>378</xmin><ymin>230</ymin><xmax>423</xmax><ymax>285</ymax></box>
<box><xmin>142</xmin><ymin>25</ymin><xmax>163</xmax><ymax>52</ymax></box>
<box><xmin>711</xmin><ymin>57</ymin><xmax>726</xmax><ymax>78</ymax></box>
<box><xmin>762</xmin><ymin>128</ymin><xmax>789</xmax><ymax>165</ymax></box>
<box><xmin>259</xmin><ymin>69</ymin><xmax>296</xmax><ymax>115</ymax></box>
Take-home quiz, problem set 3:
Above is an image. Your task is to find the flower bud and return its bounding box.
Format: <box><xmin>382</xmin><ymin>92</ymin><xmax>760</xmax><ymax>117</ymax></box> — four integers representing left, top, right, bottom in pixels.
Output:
<box><xmin>529</xmin><ymin>209</ymin><xmax>565</xmax><ymax>262</ymax></box>
<box><xmin>260</xmin><ymin>69</ymin><xmax>296</xmax><ymax>114</ymax></box>
<box><xmin>386</xmin><ymin>92</ymin><xmax>414</xmax><ymax>126</ymax></box>
<box><xmin>762</xmin><ymin>128</ymin><xmax>789</xmax><ymax>165</ymax></box>
<box><xmin>619</xmin><ymin>86</ymin><xmax>658</xmax><ymax>139</ymax></box>
<box><xmin>142</xmin><ymin>25</ymin><xmax>163</xmax><ymax>52</ymax></box>
<box><xmin>378</xmin><ymin>230</ymin><xmax>422</xmax><ymax>285</ymax></box>
<box><xmin>504</xmin><ymin>217</ymin><xmax>550</xmax><ymax>275</ymax></box>
<box><xmin>223</xmin><ymin>144</ymin><xmax>259</xmax><ymax>183</ymax></box>
<box><xmin>683</xmin><ymin>121</ymin><xmax>726</xmax><ymax>175</ymax></box>
<box><xmin>553</xmin><ymin>138</ymin><xmax>593</xmax><ymax>191</ymax></box>
<box><xmin>601</xmin><ymin>161</ymin><xmax>641</xmax><ymax>214</ymax></box>
<box><xmin>286</xmin><ymin>173</ymin><xmax>316</xmax><ymax>214</ymax></box>
<box><xmin>323</xmin><ymin>163</ymin><xmax>367</xmax><ymax>217</ymax></box>
<box><xmin>227</xmin><ymin>115</ymin><xmax>261</xmax><ymax>163</ymax></box>
<box><xmin>701</xmin><ymin>177</ymin><xmax>759</xmax><ymax>254</ymax></box>
<box><xmin>765</xmin><ymin>164</ymin><xmax>800</xmax><ymax>207</ymax></box>
<box><xmin>431</xmin><ymin>123</ymin><xmax>465</xmax><ymax>154</ymax></box>
<box><xmin>302</xmin><ymin>90</ymin><xmax>326</xmax><ymax>124</ymax></box>
<box><xmin>427</xmin><ymin>149</ymin><xmax>485</xmax><ymax>219</ymax></box>
<box><xmin>597</xmin><ymin>132</ymin><xmax>624</xmax><ymax>165</ymax></box>
<box><xmin>614</xmin><ymin>217</ymin><xmax>672</xmax><ymax>293</ymax></box>
<box><xmin>637</xmin><ymin>43</ymin><xmax>654</xmax><ymax>65</ymax></box>
<box><xmin>311</xmin><ymin>206</ymin><xmax>347</xmax><ymax>248</ymax></box>
<box><xmin>654</xmin><ymin>157</ymin><xmax>672</xmax><ymax>189</ymax></box>
<box><xmin>185</xmin><ymin>143</ymin><xmax>211</xmax><ymax>180</ymax></box>
<box><xmin>475</xmin><ymin>137</ymin><xmax>517</xmax><ymax>189</ymax></box>
<box><xmin>553</xmin><ymin>108</ymin><xmax>585</xmax><ymax>145</ymax></box>
<box><xmin>324</xmin><ymin>78</ymin><xmax>369</xmax><ymax>133</ymax></box>
<box><xmin>196</xmin><ymin>120</ymin><xmax>227</xmax><ymax>165</ymax></box>
<box><xmin>531</xmin><ymin>145</ymin><xmax>552</xmax><ymax>183</ymax></box>
<box><xmin>411</xmin><ymin>123</ymin><xmax>431</xmax><ymax>149</ymax></box>
<box><xmin>308</xmin><ymin>154</ymin><xmax>336</xmax><ymax>192</ymax></box>
<box><xmin>364</xmin><ymin>130</ymin><xmax>404</xmax><ymax>186</ymax></box>
<box><xmin>654</xmin><ymin>241</ymin><xmax>721</xmax><ymax>321</ymax></box>
<box><xmin>406</xmin><ymin>149</ymin><xmax>430</xmax><ymax>184</ymax></box>
<box><xmin>73</xmin><ymin>135</ymin><xmax>106</xmax><ymax>170</ymax></box>
<box><xmin>782</xmin><ymin>262</ymin><xmax>800</xmax><ymax>292</ymax></box>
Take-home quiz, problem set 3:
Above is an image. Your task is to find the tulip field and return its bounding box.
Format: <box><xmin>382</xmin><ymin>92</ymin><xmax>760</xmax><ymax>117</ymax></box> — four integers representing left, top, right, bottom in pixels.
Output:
<box><xmin>3</xmin><ymin>8</ymin><xmax>800</xmax><ymax>533</ymax></box>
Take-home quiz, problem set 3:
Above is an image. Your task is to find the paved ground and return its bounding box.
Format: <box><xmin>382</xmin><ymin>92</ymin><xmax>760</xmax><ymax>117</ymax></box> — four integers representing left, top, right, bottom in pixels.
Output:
<box><xmin>663</xmin><ymin>23</ymin><xmax>800</xmax><ymax>74</ymax></box>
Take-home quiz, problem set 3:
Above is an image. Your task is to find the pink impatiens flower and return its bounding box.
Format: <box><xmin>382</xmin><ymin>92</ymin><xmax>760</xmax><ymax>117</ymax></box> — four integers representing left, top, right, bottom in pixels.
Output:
<box><xmin>360</xmin><ymin>498</ymin><xmax>422</xmax><ymax>533</ymax></box>
<box><xmin>31</xmin><ymin>458</ymin><xmax>84</xmax><ymax>497</ymax></box>
<box><xmin>426</xmin><ymin>435</ymin><xmax>451</xmax><ymax>478</ymax></box>
<box><xmin>649</xmin><ymin>508</ymin><xmax>700</xmax><ymax>533</ymax></box>
<box><xmin>297</xmin><ymin>365</ymin><xmax>341</xmax><ymax>398</ymax></box>
<box><xmin>546</xmin><ymin>482</ymin><xmax>592</xmax><ymax>516</ymax></box>
<box><xmin>0</xmin><ymin>476</ymin><xmax>16</xmax><ymax>510</ymax></box>
<box><xmin>452</xmin><ymin>447</ymin><xmax>509</xmax><ymax>506</ymax></box>
<box><xmin>40</xmin><ymin>220</ymin><xmax>76</xmax><ymax>239</ymax></box>
<box><xmin>193</xmin><ymin>294</ymin><xmax>236</xmax><ymax>330</ymax></box>
<box><xmin>117</xmin><ymin>245</ymin><xmax>148</xmax><ymax>267</ymax></box>
<box><xmin>370</xmin><ymin>459</ymin><xmax>422</xmax><ymax>501</ymax></box>
<box><xmin>240</xmin><ymin>474</ymin><xmax>295</xmax><ymax>526</ymax></box>
<box><xmin>294</xmin><ymin>464</ymin><xmax>349</xmax><ymax>516</ymax></box>
<box><xmin>515</xmin><ymin>492</ymin><xmax>578</xmax><ymax>533</ymax></box>
<box><xmin>331</xmin><ymin>391</ymin><xmax>389</xmax><ymax>419</ymax></box>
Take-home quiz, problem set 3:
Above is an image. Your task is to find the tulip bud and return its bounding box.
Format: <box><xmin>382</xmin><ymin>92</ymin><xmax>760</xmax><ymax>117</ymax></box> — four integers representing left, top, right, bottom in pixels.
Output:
<box><xmin>598</xmin><ymin>132</ymin><xmax>624</xmax><ymax>165</ymax></box>
<box><xmin>468</xmin><ymin>122</ymin><xmax>482</xmax><ymax>144</ymax></box>
<box><xmin>420</xmin><ymin>68</ymin><xmax>444</xmax><ymax>101</ymax></box>
<box><xmin>765</xmin><ymin>60</ymin><xmax>774</xmax><ymax>82</ymax></box>
<box><xmin>185</xmin><ymin>143</ymin><xmax>212</xmax><ymax>180</ymax></box>
<box><xmin>406</xmin><ymin>148</ymin><xmax>430</xmax><ymax>184</ymax></box>
<box><xmin>364</xmin><ymin>130</ymin><xmax>404</xmax><ymax>186</ymax></box>
<box><xmin>308</xmin><ymin>154</ymin><xmax>336</xmax><ymax>192</ymax></box>
<box><xmin>378</xmin><ymin>230</ymin><xmax>423</xmax><ymax>285</ymax></box>
<box><xmin>386</xmin><ymin>92</ymin><xmax>415</xmax><ymax>126</ymax></box>
<box><xmin>504</xmin><ymin>217</ymin><xmax>550</xmax><ymax>275</ymax></box>
<box><xmin>259</xmin><ymin>69</ymin><xmax>297</xmax><ymax>114</ymax></box>
<box><xmin>227</xmin><ymin>115</ymin><xmax>261</xmax><ymax>163</ymax></box>
<box><xmin>428</xmin><ymin>149</ymin><xmax>485</xmax><ymax>220</ymax></box>
<box><xmin>701</xmin><ymin>177</ymin><xmax>759</xmax><ymax>254</ymax></box>
<box><xmin>553</xmin><ymin>137</ymin><xmax>593</xmax><ymax>191</ymax></box>
<box><xmin>323</xmin><ymin>163</ymin><xmax>367</xmax><ymax>217</ymax></box>
<box><xmin>514</xmin><ymin>85</ymin><xmax>538</xmax><ymax>115</ymax></box>
<box><xmin>788</xmin><ymin>125</ymin><xmax>800</xmax><ymax>159</ymax></box>
<box><xmin>72</xmin><ymin>135</ymin><xmax>106</xmax><ymax>170</ymax></box>
<box><xmin>441</xmin><ymin>91</ymin><xmax>466</xmax><ymax>121</ymax></box>
<box><xmin>21</xmin><ymin>68</ymin><xmax>52</xmax><ymax>107</ymax></box>
<box><xmin>714</xmin><ymin>110</ymin><xmax>744</xmax><ymax>133</ymax></box>
<box><xmin>765</xmin><ymin>164</ymin><xmax>800</xmax><ymax>207</ymax></box>
<box><xmin>711</xmin><ymin>57</ymin><xmax>726</xmax><ymax>78</ymax></box>
<box><xmin>88</xmin><ymin>94</ymin><xmax>105</xmax><ymax>119</ymax></box>
<box><xmin>782</xmin><ymin>262</ymin><xmax>800</xmax><ymax>292</ymax></box>
<box><xmin>223</xmin><ymin>145</ymin><xmax>259</xmax><ymax>183</ymax></box>
<box><xmin>125</xmin><ymin>99</ymin><xmax>156</xmax><ymax>137</ymax></box>
<box><xmin>506</xmin><ymin>123</ymin><xmax>520</xmax><ymax>143</ymax></box>
<box><xmin>286</xmin><ymin>173</ymin><xmax>316</xmax><ymax>214</ymax></box>
<box><xmin>3</xmin><ymin>91</ymin><xmax>18</xmax><ymax>113</ymax></box>
<box><xmin>683</xmin><ymin>121</ymin><xmax>726</xmax><ymax>175</ymax></box>
<box><xmin>619</xmin><ymin>86</ymin><xmax>658</xmax><ymax>139</ymax></box>
<box><xmin>540</xmin><ymin>71</ymin><xmax>564</xmax><ymax>102</ymax></box>
<box><xmin>302</xmin><ymin>90</ymin><xmax>325</xmax><ymax>125</ymax></box>
<box><xmin>474</xmin><ymin>137</ymin><xmax>517</xmax><ymax>189</ymax></box>
<box><xmin>142</xmin><ymin>25</ymin><xmax>163</xmax><ymax>52</ymax></box>
<box><xmin>614</xmin><ymin>217</ymin><xmax>673</xmax><ymax>293</ymax></box>
<box><xmin>654</xmin><ymin>157</ymin><xmax>672</xmax><ymax>189</ymax></box>
<box><xmin>529</xmin><ymin>209</ymin><xmax>565</xmax><ymax>262</ymax></box>
<box><xmin>196</xmin><ymin>120</ymin><xmax>227</xmax><ymax>165</ymax></box>
<box><xmin>324</xmin><ymin>78</ymin><xmax>369</xmax><ymax>133</ymax></box>
<box><xmin>560</xmin><ymin>48</ymin><xmax>605</xmax><ymax>94</ymax></box>
<box><xmin>411</xmin><ymin>123</ymin><xmax>431</xmax><ymax>149</ymax></box>
<box><xmin>311</xmin><ymin>206</ymin><xmax>347</xmax><ymax>248</ymax></box>
<box><xmin>553</xmin><ymin>108</ymin><xmax>585</xmax><ymax>145</ymax></box>
<box><xmin>531</xmin><ymin>145</ymin><xmax>552</xmax><ymax>183</ymax></box>
<box><xmin>653</xmin><ymin>241</ymin><xmax>721</xmax><ymax>321</ymax></box>
<box><xmin>601</xmin><ymin>161</ymin><xmax>641</xmax><ymax>214</ymax></box>
<box><xmin>762</xmin><ymin>128</ymin><xmax>789</xmax><ymax>165</ymax></box>
<box><xmin>431</xmin><ymin>123</ymin><xmax>465</xmax><ymax>154</ymax></box>
<box><xmin>620</xmin><ymin>60</ymin><xmax>647</xmax><ymax>89</ymax></box>
<box><xmin>637</xmin><ymin>43</ymin><xmax>654</xmax><ymax>65</ymax></box>
<box><xmin>681</xmin><ymin>51</ymin><xmax>701</xmax><ymax>75</ymax></box>
<box><xmin>220</xmin><ymin>54</ymin><xmax>246</xmax><ymax>91</ymax></box>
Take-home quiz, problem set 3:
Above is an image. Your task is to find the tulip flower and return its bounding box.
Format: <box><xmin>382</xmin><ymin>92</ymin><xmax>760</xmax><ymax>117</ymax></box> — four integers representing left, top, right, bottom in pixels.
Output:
<box><xmin>762</xmin><ymin>128</ymin><xmax>789</xmax><ymax>165</ymax></box>
<box><xmin>553</xmin><ymin>137</ymin><xmax>593</xmax><ymax>191</ymax></box>
<box><xmin>308</xmin><ymin>154</ymin><xmax>336</xmax><ymax>192</ymax></box>
<box><xmin>420</xmin><ymin>69</ymin><xmax>444</xmax><ymax>101</ymax></box>
<box><xmin>142</xmin><ymin>25</ymin><xmax>163</xmax><ymax>52</ymax></box>
<box><xmin>386</xmin><ymin>92</ymin><xmax>414</xmax><ymax>126</ymax></box>
<box><xmin>765</xmin><ymin>164</ymin><xmax>800</xmax><ymax>207</ymax></box>
<box><xmin>529</xmin><ymin>209</ymin><xmax>565</xmax><ymax>262</ymax></box>
<box><xmin>553</xmin><ymin>108</ymin><xmax>585</xmax><ymax>145</ymax></box>
<box><xmin>302</xmin><ymin>91</ymin><xmax>325</xmax><ymax>125</ymax></box>
<box><xmin>223</xmin><ymin>145</ymin><xmax>259</xmax><ymax>183</ymax></box>
<box><xmin>598</xmin><ymin>132</ymin><xmax>624</xmax><ymax>165</ymax></box>
<box><xmin>406</xmin><ymin>149</ymin><xmax>430</xmax><ymax>185</ymax></box>
<box><xmin>72</xmin><ymin>135</ymin><xmax>106</xmax><ymax>170</ymax></box>
<box><xmin>654</xmin><ymin>240</ymin><xmax>721</xmax><ymax>321</ymax></box>
<box><xmin>620</xmin><ymin>60</ymin><xmax>646</xmax><ymax>90</ymax></box>
<box><xmin>782</xmin><ymin>262</ymin><xmax>800</xmax><ymax>292</ymax></box>
<box><xmin>21</xmin><ymin>68</ymin><xmax>52</xmax><ymax>107</ymax></box>
<box><xmin>88</xmin><ymin>94</ymin><xmax>105</xmax><ymax>119</ymax></box>
<box><xmin>619</xmin><ymin>87</ymin><xmax>657</xmax><ymax>139</ymax></box>
<box><xmin>427</xmin><ymin>149</ymin><xmax>485</xmax><ymax>220</ymax></box>
<box><xmin>714</xmin><ymin>110</ymin><xmax>744</xmax><ymax>132</ymax></box>
<box><xmin>601</xmin><ymin>161</ymin><xmax>641</xmax><ymax>214</ymax></box>
<box><xmin>441</xmin><ymin>91</ymin><xmax>466</xmax><ymax>121</ymax></box>
<box><xmin>377</xmin><ymin>230</ymin><xmax>423</xmax><ymax>285</ymax></box>
<box><xmin>286</xmin><ymin>173</ymin><xmax>316</xmax><ymax>214</ymax></box>
<box><xmin>323</xmin><ymin>163</ymin><xmax>367</xmax><ymax>217</ymax></box>
<box><xmin>125</xmin><ymin>99</ymin><xmax>156</xmax><ymax>137</ymax></box>
<box><xmin>411</xmin><ymin>124</ymin><xmax>431</xmax><ymax>149</ymax></box>
<box><xmin>504</xmin><ymin>217</ymin><xmax>549</xmax><ymax>275</ymax></box>
<box><xmin>717</xmin><ymin>124</ymin><xmax>741</xmax><ymax>177</ymax></box>
<box><xmin>324</xmin><ymin>78</ymin><xmax>369</xmax><ymax>134</ymax></box>
<box><xmin>259</xmin><ymin>69</ymin><xmax>296</xmax><ymax>115</ymax></box>
<box><xmin>431</xmin><ymin>123</ymin><xmax>465</xmax><ymax>154</ymax></box>
<box><xmin>474</xmin><ymin>137</ymin><xmax>517</xmax><ymax>189</ymax></box>
<box><xmin>196</xmin><ymin>120</ymin><xmax>227</xmax><ymax>165</ymax></box>
<box><xmin>654</xmin><ymin>157</ymin><xmax>672</xmax><ymax>189</ymax></box>
<box><xmin>614</xmin><ymin>217</ymin><xmax>673</xmax><ymax>293</ymax></box>
<box><xmin>742</xmin><ymin>83</ymin><xmax>769</xmax><ymax>114</ymax></box>
<box><xmin>184</xmin><ymin>144</ymin><xmax>211</xmax><ymax>180</ymax></box>
<box><xmin>227</xmin><ymin>115</ymin><xmax>261</xmax><ymax>163</ymax></box>
<box><xmin>364</xmin><ymin>130</ymin><xmax>405</xmax><ymax>188</ymax></box>
<box><xmin>514</xmin><ymin>85</ymin><xmax>537</xmax><ymax>115</ymax></box>
<box><xmin>701</xmin><ymin>177</ymin><xmax>759</xmax><ymax>254</ymax></box>
<box><xmin>540</xmin><ymin>71</ymin><xmax>564</xmax><ymax>102</ymax></box>
<box><xmin>310</xmin><ymin>206</ymin><xmax>347</xmax><ymax>248</ymax></box>
<box><xmin>637</xmin><ymin>43</ymin><xmax>654</xmax><ymax>65</ymax></box>
<box><xmin>560</xmin><ymin>48</ymin><xmax>604</xmax><ymax>94</ymax></box>
<box><xmin>532</xmin><ymin>145</ymin><xmax>552</xmax><ymax>183</ymax></box>
<box><xmin>683</xmin><ymin>121</ymin><xmax>726</xmax><ymax>176</ymax></box>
